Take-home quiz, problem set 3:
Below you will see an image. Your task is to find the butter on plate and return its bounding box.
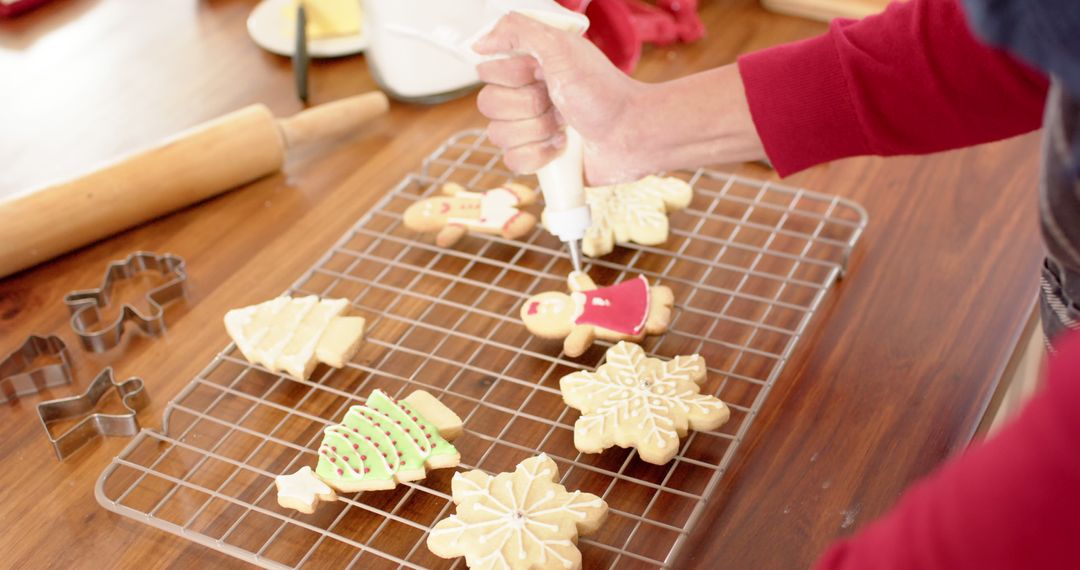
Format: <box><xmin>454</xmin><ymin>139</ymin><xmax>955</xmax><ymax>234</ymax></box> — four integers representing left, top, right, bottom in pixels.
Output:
<box><xmin>283</xmin><ymin>0</ymin><xmax>362</xmax><ymax>39</ymax></box>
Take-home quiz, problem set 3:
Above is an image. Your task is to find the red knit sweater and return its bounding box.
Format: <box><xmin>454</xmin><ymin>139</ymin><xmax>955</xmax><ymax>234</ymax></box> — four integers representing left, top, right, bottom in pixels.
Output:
<box><xmin>738</xmin><ymin>0</ymin><xmax>1048</xmax><ymax>176</ymax></box>
<box><xmin>737</xmin><ymin>1</ymin><xmax>1080</xmax><ymax>568</ymax></box>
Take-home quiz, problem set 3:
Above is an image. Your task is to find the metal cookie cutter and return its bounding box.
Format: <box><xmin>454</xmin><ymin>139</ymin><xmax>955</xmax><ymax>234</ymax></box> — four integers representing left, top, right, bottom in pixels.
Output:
<box><xmin>0</xmin><ymin>335</ymin><xmax>72</xmax><ymax>404</ymax></box>
<box><xmin>37</xmin><ymin>367</ymin><xmax>149</xmax><ymax>460</ymax></box>
<box><xmin>64</xmin><ymin>251</ymin><xmax>187</xmax><ymax>352</ymax></box>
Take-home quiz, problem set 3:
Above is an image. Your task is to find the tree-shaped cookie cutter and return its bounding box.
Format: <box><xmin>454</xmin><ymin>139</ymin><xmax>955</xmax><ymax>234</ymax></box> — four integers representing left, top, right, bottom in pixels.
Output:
<box><xmin>0</xmin><ymin>335</ymin><xmax>72</xmax><ymax>404</ymax></box>
<box><xmin>37</xmin><ymin>367</ymin><xmax>149</xmax><ymax>460</ymax></box>
<box><xmin>64</xmin><ymin>252</ymin><xmax>187</xmax><ymax>352</ymax></box>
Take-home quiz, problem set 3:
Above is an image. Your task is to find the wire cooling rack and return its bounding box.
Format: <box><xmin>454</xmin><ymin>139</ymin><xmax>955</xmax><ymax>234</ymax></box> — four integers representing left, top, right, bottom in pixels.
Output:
<box><xmin>96</xmin><ymin>130</ymin><xmax>867</xmax><ymax>569</ymax></box>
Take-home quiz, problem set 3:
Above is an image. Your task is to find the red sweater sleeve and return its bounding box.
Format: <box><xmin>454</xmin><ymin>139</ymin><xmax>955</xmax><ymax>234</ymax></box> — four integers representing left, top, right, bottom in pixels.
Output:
<box><xmin>737</xmin><ymin>0</ymin><xmax>1049</xmax><ymax>176</ymax></box>
<box><xmin>813</xmin><ymin>331</ymin><xmax>1080</xmax><ymax>570</ymax></box>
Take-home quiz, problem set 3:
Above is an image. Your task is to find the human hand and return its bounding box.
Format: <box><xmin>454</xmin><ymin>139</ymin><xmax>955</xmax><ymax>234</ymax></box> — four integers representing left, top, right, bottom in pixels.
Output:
<box><xmin>473</xmin><ymin>12</ymin><xmax>649</xmax><ymax>186</ymax></box>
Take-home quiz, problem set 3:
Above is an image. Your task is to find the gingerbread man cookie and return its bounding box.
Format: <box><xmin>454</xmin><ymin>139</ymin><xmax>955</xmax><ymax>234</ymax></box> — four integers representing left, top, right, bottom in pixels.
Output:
<box><xmin>520</xmin><ymin>272</ymin><xmax>674</xmax><ymax>358</ymax></box>
<box><xmin>560</xmin><ymin>342</ymin><xmax>730</xmax><ymax>465</ymax></box>
<box><xmin>544</xmin><ymin>175</ymin><xmax>693</xmax><ymax>257</ymax></box>
<box><xmin>427</xmin><ymin>454</ymin><xmax>608</xmax><ymax>570</ymax></box>
<box><xmin>404</xmin><ymin>182</ymin><xmax>538</xmax><ymax>247</ymax></box>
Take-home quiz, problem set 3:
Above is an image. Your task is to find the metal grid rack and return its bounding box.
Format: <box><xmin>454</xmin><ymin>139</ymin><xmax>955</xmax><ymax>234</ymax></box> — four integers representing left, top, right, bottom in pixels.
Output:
<box><xmin>96</xmin><ymin>130</ymin><xmax>867</xmax><ymax>569</ymax></box>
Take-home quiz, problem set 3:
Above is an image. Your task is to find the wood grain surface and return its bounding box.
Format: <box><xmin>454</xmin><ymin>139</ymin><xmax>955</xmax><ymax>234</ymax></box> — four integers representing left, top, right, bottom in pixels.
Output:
<box><xmin>0</xmin><ymin>1</ymin><xmax>1044</xmax><ymax>569</ymax></box>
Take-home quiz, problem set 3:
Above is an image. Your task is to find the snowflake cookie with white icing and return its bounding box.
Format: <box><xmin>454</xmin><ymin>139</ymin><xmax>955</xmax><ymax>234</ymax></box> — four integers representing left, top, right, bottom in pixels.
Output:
<box><xmin>544</xmin><ymin>175</ymin><xmax>693</xmax><ymax>257</ymax></box>
<box><xmin>427</xmin><ymin>454</ymin><xmax>608</xmax><ymax>570</ymax></box>
<box><xmin>560</xmin><ymin>342</ymin><xmax>730</xmax><ymax>465</ymax></box>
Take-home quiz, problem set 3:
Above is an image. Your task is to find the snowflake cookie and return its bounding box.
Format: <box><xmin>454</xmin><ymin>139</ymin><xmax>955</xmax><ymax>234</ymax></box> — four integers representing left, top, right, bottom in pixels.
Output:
<box><xmin>427</xmin><ymin>454</ymin><xmax>608</xmax><ymax>570</ymax></box>
<box><xmin>560</xmin><ymin>342</ymin><xmax>730</xmax><ymax>465</ymax></box>
<box><xmin>544</xmin><ymin>175</ymin><xmax>693</xmax><ymax>257</ymax></box>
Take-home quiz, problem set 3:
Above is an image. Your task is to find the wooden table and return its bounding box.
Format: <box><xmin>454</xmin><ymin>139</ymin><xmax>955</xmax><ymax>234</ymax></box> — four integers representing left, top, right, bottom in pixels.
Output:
<box><xmin>0</xmin><ymin>1</ymin><xmax>1044</xmax><ymax>568</ymax></box>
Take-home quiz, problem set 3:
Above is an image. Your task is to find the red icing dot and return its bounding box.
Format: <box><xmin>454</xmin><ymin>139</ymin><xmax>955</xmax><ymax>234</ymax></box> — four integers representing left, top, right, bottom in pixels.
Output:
<box><xmin>399</xmin><ymin>461</ymin><xmax>404</xmax><ymax>466</ymax></box>
<box><xmin>421</xmin><ymin>425</ymin><xmax>428</xmax><ymax>431</ymax></box>
<box><xmin>374</xmin><ymin>442</ymin><xmax>379</xmax><ymax>448</ymax></box>
<box><xmin>385</xmin><ymin>431</ymin><xmax>391</xmax><ymax>436</ymax></box>
<box><xmin>397</xmin><ymin>451</ymin><xmax>403</xmax><ymax>457</ymax></box>
<box><xmin>330</xmin><ymin>458</ymin><xmax>336</xmax><ymax>463</ymax></box>
<box><xmin>395</xmin><ymin>420</ymin><xmax>401</xmax><ymax>424</ymax></box>
<box><xmin>392</xmin><ymin>440</ymin><xmax>397</xmax><ymax>445</ymax></box>
<box><xmin>320</xmin><ymin>449</ymin><xmax>328</xmax><ymax>455</ymax></box>
<box><xmin>405</xmin><ymin>428</ymin><xmax>411</xmax><ymax>433</ymax></box>
<box><xmin>382</xmin><ymin>453</ymin><xmax>388</xmax><ymax>458</ymax></box>
<box><xmin>374</xmin><ymin>422</ymin><xmax>381</xmax><ymax>427</ymax></box>
<box><xmin>411</xmin><ymin>416</ymin><xmax>418</xmax><ymax>421</ymax></box>
<box><xmin>361</xmin><ymin>455</ymin><xmax>367</xmax><ymax>460</ymax></box>
<box><xmin>425</xmin><ymin>433</ymin><xmax>432</xmax><ymax>440</ymax></box>
<box><xmin>352</xmin><ymin>428</ymin><xmax>359</xmax><ymax>433</ymax></box>
<box><xmin>331</xmin><ymin>446</ymin><xmax>337</xmax><ymax>452</ymax></box>
<box><xmin>353</xmin><ymin>444</ymin><xmax>359</xmax><ymax>450</ymax></box>
<box><xmin>365</xmin><ymin>435</ymin><xmax>371</xmax><ymax>440</ymax></box>
<box><xmin>364</xmin><ymin>467</ymin><xmax>370</xmax><ymax>473</ymax></box>
<box><xmin>343</xmin><ymin>456</ymin><xmax>350</xmax><ymax>462</ymax></box>
<box><xmin>413</xmin><ymin>439</ymin><xmax>419</xmax><ymax>444</ymax></box>
<box><xmin>337</xmin><ymin>468</ymin><xmax>343</xmax><ymax>475</ymax></box>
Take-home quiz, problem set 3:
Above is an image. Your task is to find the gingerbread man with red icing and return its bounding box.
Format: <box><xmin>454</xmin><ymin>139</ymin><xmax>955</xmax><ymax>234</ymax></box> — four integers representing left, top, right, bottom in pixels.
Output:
<box><xmin>403</xmin><ymin>182</ymin><xmax>537</xmax><ymax>247</ymax></box>
<box><xmin>521</xmin><ymin>272</ymin><xmax>674</xmax><ymax>357</ymax></box>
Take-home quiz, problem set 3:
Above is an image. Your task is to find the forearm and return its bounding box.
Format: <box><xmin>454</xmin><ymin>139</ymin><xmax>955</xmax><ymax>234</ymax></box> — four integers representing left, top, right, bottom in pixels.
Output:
<box><xmin>616</xmin><ymin>63</ymin><xmax>766</xmax><ymax>175</ymax></box>
<box><xmin>739</xmin><ymin>0</ymin><xmax>1048</xmax><ymax>176</ymax></box>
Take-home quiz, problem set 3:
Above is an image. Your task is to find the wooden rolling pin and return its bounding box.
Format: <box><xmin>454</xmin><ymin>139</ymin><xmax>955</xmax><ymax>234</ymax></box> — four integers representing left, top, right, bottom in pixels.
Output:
<box><xmin>0</xmin><ymin>91</ymin><xmax>390</xmax><ymax>279</ymax></box>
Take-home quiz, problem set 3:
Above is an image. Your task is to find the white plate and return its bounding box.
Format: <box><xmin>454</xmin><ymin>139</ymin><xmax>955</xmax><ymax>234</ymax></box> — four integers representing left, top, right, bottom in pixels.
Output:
<box><xmin>247</xmin><ymin>0</ymin><xmax>367</xmax><ymax>58</ymax></box>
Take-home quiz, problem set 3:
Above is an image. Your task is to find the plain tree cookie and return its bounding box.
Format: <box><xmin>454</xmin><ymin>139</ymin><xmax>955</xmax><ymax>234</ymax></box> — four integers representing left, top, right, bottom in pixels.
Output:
<box><xmin>404</xmin><ymin>182</ymin><xmax>538</xmax><ymax>247</ymax></box>
<box><xmin>224</xmin><ymin>295</ymin><xmax>366</xmax><ymax>380</ymax></box>
<box><xmin>560</xmin><ymin>341</ymin><xmax>730</xmax><ymax>465</ymax></box>
<box><xmin>544</xmin><ymin>175</ymin><xmax>693</xmax><ymax>257</ymax></box>
<box><xmin>520</xmin><ymin>271</ymin><xmax>674</xmax><ymax>357</ymax></box>
<box><xmin>427</xmin><ymin>454</ymin><xmax>608</xmax><ymax>570</ymax></box>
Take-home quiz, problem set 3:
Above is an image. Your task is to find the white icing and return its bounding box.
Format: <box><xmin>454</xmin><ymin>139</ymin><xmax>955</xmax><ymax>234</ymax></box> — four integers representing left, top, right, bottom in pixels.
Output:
<box><xmin>562</xmin><ymin>342</ymin><xmax>727</xmax><ymax>457</ymax></box>
<box><xmin>428</xmin><ymin>455</ymin><xmax>605</xmax><ymax>568</ymax></box>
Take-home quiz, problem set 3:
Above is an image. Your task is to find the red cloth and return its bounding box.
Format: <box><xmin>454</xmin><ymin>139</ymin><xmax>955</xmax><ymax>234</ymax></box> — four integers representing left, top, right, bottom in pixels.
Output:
<box><xmin>737</xmin><ymin>0</ymin><xmax>1049</xmax><ymax>176</ymax></box>
<box><xmin>813</xmin><ymin>330</ymin><xmax>1080</xmax><ymax>569</ymax></box>
<box><xmin>559</xmin><ymin>0</ymin><xmax>704</xmax><ymax>73</ymax></box>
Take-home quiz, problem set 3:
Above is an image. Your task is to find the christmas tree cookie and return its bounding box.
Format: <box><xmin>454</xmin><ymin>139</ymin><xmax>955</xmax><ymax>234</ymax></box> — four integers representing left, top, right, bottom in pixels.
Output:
<box><xmin>275</xmin><ymin>389</ymin><xmax>463</xmax><ymax>512</ymax></box>
<box><xmin>224</xmin><ymin>295</ymin><xmax>365</xmax><ymax>380</ymax></box>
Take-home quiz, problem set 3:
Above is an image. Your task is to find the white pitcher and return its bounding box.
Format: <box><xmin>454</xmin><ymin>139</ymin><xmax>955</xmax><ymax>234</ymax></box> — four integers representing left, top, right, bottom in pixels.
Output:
<box><xmin>361</xmin><ymin>0</ymin><xmax>588</xmax><ymax>103</ymax></box>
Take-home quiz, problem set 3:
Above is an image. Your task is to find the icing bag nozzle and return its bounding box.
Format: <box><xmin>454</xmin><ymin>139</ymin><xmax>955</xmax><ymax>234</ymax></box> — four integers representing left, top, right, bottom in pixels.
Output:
<box><xmin>567</xmin><ymin>239</ymin><xmax>584</xmax><ymax>273</ymax></box>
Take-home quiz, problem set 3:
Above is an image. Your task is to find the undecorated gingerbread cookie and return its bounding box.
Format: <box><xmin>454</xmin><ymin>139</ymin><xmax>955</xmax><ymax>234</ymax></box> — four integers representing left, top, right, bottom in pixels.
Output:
<box><xmin>544</xmin><ymin>175</ymin><xmax>693</xmax><ymax>257</ymax></box>
<box><xmin>560</xmin><ymin>341</ymin><xmax>729</xmax><ymax>465</ymax></box>
<box><xmin>427</xmin><ymin>454</ymin><xmax>608</xmax><ymax>570</ymax></box>
<box><xmin>404</xmin><ymin>182</ymin><xmax>538</xmax><ymax>247</ymax></box>
<box><xmin>520</xmin><ymin>271</ymin><xmax>674</xmax><ymax>357</ymax></box>
<box><xmin>224</xmin><ymin>295</ymin><xmax>365</xmax><ymax>380</ymax></box>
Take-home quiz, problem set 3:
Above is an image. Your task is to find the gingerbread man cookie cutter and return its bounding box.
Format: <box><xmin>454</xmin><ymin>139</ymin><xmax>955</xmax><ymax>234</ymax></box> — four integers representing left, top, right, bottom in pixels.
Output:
<box><xmin>37</xmin><ymin>367</ymin><xmax>149</xmax><ymax>460</ymax></box>
<box><xmin>64</xmin><ymin>251</ymin><xmax>187</xmax><ymax>352</ymax></box>
<box><xmin>0</xmin><ymin>335</ymin><xmax>72</xmax><ymax>404</ymax></box>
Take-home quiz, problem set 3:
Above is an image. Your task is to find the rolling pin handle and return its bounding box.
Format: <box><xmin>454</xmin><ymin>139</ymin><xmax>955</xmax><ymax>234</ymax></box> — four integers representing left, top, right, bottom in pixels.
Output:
<box><xmin>277</xmin><ymin>91</ymin><xmax>390</xmax><ymax>150</ymax></box>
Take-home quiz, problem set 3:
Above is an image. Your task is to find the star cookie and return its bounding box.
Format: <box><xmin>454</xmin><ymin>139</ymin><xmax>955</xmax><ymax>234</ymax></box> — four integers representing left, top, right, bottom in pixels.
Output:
<box><xmin>275</xmin><ymin>466</ymin><xmax>336</xmax><ymax>514</ymax></box>
<box><xmin>560</xmin><ymin>342</ymin><xmax>730</xmax><ymax>465</ymax></box>
<box><xmin>427</xmin><ymin>454</ymin><xmax>608</xmax><ymax>570</ymax></box>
